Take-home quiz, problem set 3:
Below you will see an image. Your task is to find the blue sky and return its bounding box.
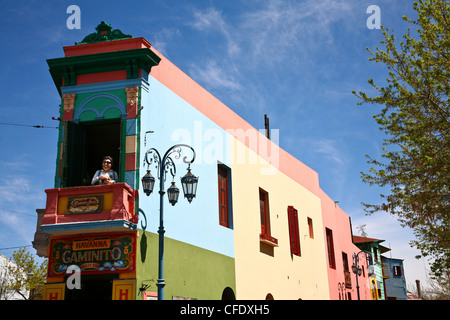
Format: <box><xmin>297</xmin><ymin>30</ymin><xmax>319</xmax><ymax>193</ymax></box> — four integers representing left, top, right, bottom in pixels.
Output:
<box><xmin>0</xmin><ymin>0</ymin><xmax>431</xmax><ymax>292</ymax></box>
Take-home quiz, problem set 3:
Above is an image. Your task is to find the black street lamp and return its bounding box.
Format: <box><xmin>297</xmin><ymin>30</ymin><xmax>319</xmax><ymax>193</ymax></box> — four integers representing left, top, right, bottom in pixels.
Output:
<box><xmin>141</xmin><ymin>144</ymin><xmax>198</xmax><ymax>300</ymax></box>
<box><xmin>352</xmin><ymin>250</ymin><xmax>372</xmax><ymax>300</ymax></box>
<box><xmin>180</xmin><ymin>167</ymin><xmax>198</xmax><ymax>203</ymax></box>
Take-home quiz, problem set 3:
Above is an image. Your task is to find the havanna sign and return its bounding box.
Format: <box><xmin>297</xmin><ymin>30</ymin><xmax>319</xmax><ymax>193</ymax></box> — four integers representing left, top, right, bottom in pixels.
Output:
<box><xmin>48</xmin><ymin>233</ymin><xmax>136</xmax><ymax>277</ymax></box>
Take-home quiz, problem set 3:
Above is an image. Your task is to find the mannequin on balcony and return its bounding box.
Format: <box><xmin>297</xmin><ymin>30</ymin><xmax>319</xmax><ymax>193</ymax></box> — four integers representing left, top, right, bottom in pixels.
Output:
<box><xmin>91</xmin><ymin>156</ymin><xmax>119</xmax><ymax>185</ymax></box>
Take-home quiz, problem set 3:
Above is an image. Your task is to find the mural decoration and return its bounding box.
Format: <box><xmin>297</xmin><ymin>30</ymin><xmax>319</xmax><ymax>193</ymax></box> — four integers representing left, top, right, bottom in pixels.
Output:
<box><xmin>48</xmin><ymin>233</ymin><xmax>136</xmax><ymax>277</ymax></box>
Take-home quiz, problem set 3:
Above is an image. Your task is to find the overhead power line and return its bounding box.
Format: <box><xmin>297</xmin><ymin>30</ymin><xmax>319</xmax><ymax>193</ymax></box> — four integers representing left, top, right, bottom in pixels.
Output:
<box><xmin>0</xmin><ymin>208</ymin><xmax>36</xmax><ymax>218</ymax></box>
<box><xmin>0</xmin><ymin>122</ymin><xmax>58</xmax><ymax>129</ymax></box>
<box><xmin>0</xmin><ymin>245</ymin><xmax>32</xmax><ymax>251</ymax></box>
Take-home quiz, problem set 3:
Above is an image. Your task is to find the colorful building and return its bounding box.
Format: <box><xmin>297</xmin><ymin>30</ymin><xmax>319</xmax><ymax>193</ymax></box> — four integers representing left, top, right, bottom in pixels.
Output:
<box><xmin>382</xmin><ymin>256</ymin><xmax>407</xmax><ymax>300</ymax></box>
<box><xmin>34</xmin><ymin>22</ymin><xmax>373</xmax><ymax>300</ymax></box>
<box><xmin>353</xmin><ymin>235</ymin><xmax>391</xmax><ymax>300</ymax></box>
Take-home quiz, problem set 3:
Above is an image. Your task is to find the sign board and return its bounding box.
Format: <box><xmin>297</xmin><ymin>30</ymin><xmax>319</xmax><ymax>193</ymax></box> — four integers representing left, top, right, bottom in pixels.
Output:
<box><xmin>43</xmin><ymin>283</ymin><xmax>65</xmax><ymax>300</ymax></box>
<box><xmin>112</xmin><ymin>279</ymin><xmax>136</xmax><ymax>300</ymax></box>
<box><xmin>66</xmin><ymin>195</ymin><xmax>103</xmax><ymax>214</ymax></box>
<box><xmin>48</xmin><ymin>232</ymin><xmax>136</xmax><ymax>277</ymax></box>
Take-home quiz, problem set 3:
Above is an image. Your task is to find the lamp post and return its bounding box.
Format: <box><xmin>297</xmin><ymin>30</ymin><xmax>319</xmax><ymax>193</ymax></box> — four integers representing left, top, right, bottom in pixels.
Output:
<box><xmin>352</xmin><ymin>250</ymin><xmax>372</xmax><ymax>300</ymax></box>
<box><xmin>141</xmin><ymin>144</ymin><xmax>198</xmax><ymax>300</ymax></box>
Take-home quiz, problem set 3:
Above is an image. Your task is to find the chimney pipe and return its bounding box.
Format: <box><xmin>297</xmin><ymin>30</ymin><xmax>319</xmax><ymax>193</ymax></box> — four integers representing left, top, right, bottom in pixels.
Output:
<box><xmin>415</xmin><ymin>280</ymin><xmax>422</xmax><ymax>299</ymax></box>
<box><xmin>264</xmin><ymin>114</ymin><xmax>270</xmax><ymax>140</ymax></box>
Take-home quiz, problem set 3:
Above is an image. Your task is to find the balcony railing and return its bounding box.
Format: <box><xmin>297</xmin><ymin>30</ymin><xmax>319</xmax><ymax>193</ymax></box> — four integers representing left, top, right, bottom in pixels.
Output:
<box><xmin>259</xmin><ymin>232</ymin><xmax>279</xmax><ymax>247</ymax></box>
<box><xmin>40</xmin><ymin>183</ymin><xmax>138</xmax><ymax>236</ymax></box>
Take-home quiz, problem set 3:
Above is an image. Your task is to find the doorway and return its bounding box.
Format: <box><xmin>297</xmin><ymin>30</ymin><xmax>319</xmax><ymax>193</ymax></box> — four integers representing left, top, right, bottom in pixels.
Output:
<box><xmin>84</xmin><ymin>121</ymin><xmax>121</xmax><ymax>185</ymax></box>
<box><xmin>62</xmin><ymin>120</ymin><xmax>121</xmax><ymax>187</ymax></box>
<box><xmin>64</xmin><ymin>274</ymin><xmax>118</xmax><ymax>300</ymax></box>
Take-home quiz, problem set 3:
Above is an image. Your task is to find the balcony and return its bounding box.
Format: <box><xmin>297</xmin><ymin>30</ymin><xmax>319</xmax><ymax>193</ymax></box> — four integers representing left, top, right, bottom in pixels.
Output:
<box><xmin>40</xmin><ymin>183</ymin><xmax>138</xmax><ymax>236</ymax></box>
<box><xmin>259</xmin><ymin>232</ymin><xmax>279</xmax><ymax>247</ymax></box>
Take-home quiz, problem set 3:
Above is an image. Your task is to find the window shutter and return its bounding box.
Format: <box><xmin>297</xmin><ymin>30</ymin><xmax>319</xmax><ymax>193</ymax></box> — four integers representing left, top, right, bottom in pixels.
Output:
<box><xmin>288</xmin><ymin>206</ymin><xmax>300</xmax><ymax>256</ymax></box>
<box><xmin>62</xmin><ymin>121</ymin><xmax>84</xmax><ymax>187</ymax></box>
<box><xmin>218</xmin><ymin>166</ymin><xmax>229</xmax><ymax>227</ymax></box>
<box><xmin>393</xmin><ymin>266</ymin><xmax>402</xmax><ymax>276</ymax></box>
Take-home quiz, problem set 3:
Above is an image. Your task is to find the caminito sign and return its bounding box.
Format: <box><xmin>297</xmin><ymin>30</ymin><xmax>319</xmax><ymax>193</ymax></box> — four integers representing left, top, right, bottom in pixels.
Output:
<box><xmin>48</xmin><ymin>233</ymin><xmax>136</xmax><ymax>277</ymax></box>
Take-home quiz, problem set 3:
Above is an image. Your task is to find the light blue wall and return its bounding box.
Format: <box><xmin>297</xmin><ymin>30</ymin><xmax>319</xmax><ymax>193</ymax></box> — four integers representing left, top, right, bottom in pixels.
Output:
<box><xmin>138</xmin><ymin>76</ymin><xmax>234</xmax><ymax>258</ymax></box>
<box><xmin>383</xmin><ymin>258</ymin><xmax>407</xmax><ymax>300</ymax></box>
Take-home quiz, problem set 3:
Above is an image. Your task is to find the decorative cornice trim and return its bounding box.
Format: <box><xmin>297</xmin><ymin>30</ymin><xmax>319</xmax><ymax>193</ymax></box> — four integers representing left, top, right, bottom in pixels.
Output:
<box><xmin>48</xmin><ymin>48</ymin><xmax>160</xmax><ymax>95</ymax></box>
<box><xmin>60</xmin><ymin>78</ymin><xmax>149</xmax><ymax>95</ymax></box>
<box><xmin>125</xmin><ymin>86</ymin><xmax>139</xmax><ymax>106</ymax></box>
<box><xmin>62</xmin><ymin>93</ymin><xmax>76</xmax><ymax>112</ymax></box>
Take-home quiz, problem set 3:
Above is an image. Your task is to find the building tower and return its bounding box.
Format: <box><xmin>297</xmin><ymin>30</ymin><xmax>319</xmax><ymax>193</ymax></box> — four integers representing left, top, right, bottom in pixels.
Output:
<box><xmin>36</xmin><ymin>22</ymin><xmax>237</xmax><ymax>301</ymax></box>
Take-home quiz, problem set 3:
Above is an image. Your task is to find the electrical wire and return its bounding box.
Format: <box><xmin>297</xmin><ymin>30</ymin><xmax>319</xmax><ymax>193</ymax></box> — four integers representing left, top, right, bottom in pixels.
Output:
<box><xmin>0</xmin><ymin>122</ymin><xmax>58</xmax><ymax>129</ymax></box>
<box><xmin>0</xmin><ymin>208</ymin><xmax>36</xmax><ymax>217</ymax></box>
<box><xmin>0</xmin><ymin>245</ymin><xmax>32</xmax><ymax>251</ymax></box>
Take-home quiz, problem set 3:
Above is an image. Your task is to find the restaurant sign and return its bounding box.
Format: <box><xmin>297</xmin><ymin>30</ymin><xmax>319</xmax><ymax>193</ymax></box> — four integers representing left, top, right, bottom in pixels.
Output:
<box><xmin>66</xmin><ymin>195</ymin><xmax>103</xmax><ymax>214</ymax></box>
<box><xmin>48</xmin><ymin>233</ymin><xmax>136</xmax><ymax>277</ymax></box>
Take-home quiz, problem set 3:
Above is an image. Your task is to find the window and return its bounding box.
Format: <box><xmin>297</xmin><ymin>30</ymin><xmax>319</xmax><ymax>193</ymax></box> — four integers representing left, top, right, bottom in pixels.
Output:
<box><xmin>218</xmin><ymin>164</ymin><xmax>232</xmax><ymax>228</ymax></box>
<box><xmin>307</xmin><ymin>217</ymin><xmax>314</xmax><ymax>239</ymax></box>
<box><xmin>62</xmin><ymin>120</ymin><xmax>121</xmax><ymax>187</ymax></box>
<box><xmin>287</xmin><ymin>206</ymin><xmax>301</xmax><ymax>256</ymax></box>
<box><xmin>259</xmin><ymin>188</ymin><xmax>271</xmax><ymax>236</ymax></box>
<box><xmin>373</xmin><ymin>247</ymin><xmax>379</xmax><ymax>262</ymax></box>
<box><xmin>259</xmin><ymin>188</ymin><xmax>278</xmax><ymax>246</ymax></box>
<box><xmin>393</xmin><ymin>265</ymin><xmax>402</xmax><ymax>277</ymax></box>
<box><xmin>342</xmin><ymin>252</ymin><xmax>349</xmax><ymax>272</ymax></box>
<box><xmin>326</xmin><ymin>228</ymin><xmax>336</xmax><ymax>269</ymax></box>
<box><xmin>368</xmin><ymin>254</ymin><xmax>374</xmax><ymax>266</ymax></box>
<box><xmin>342</xmin><ymin>252</ymin><xmax>352</xmax><ymax>288</ymax></box>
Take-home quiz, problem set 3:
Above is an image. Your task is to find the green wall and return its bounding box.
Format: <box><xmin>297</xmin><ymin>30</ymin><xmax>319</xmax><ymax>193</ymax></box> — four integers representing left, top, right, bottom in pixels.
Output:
<box><xmin>136</xmin><ymin>230</ymin><xmax>236</xmax><ymax>300</ymax></box>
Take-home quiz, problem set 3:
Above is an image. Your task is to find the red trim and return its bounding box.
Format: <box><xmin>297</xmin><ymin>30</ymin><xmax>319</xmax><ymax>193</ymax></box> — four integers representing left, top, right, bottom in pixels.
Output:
<box><xmin>77</xmin><ymin>70</ymin><xmax>127</xmax><ymax>85</ymax></box>
<box><xmin>125</xmin><ymin>154</ymin><xmax>136</xmax><ymax>171</ymax></box>
<box><xmin>62</xmin><ymin>109</ymin><xmax>74</xmax><ymax>122</ymax></box>
<box><xmin>127</xmin><ymin>101</ymin><xmax>138</xmax><ymax>119</ymax></box>
<box><xmin>63</xmin><ymin>37</ymin><xmax>152</xmax><ymax>57</ymax></box>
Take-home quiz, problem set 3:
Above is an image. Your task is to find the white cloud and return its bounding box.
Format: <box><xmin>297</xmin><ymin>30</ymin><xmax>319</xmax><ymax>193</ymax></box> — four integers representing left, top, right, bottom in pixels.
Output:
<box><xmin>152</xmin><ymin>28</ymin><xmax>182</xmax><ymax>57</ymax></box>
<box><xmin>0</xmin><ymin>177</ymin><xmax>31</xmax><ymax>200</ymax></box>
<box><xmin>191</xmin><ymin>7</ymin><xmax>240</xmax><ymax>56</ymax></box>
<box><xmin>237</xmin><ymin>0</ymin><xmax>355</xmax><ymax>66</ymax></box>
<box><xmin>314</xmin><ymin>139</ymin><xmax>346</xmax><ymax>165</ymax></box>
<box><xmin>189</xmin><ymin>60</ymin><xmax>242</xmax><ymax>91</ymax></box>
<box><xmin>186</xmin><ymin>0</ymin><xmax>358</xmax><ymax>108</ymax></box>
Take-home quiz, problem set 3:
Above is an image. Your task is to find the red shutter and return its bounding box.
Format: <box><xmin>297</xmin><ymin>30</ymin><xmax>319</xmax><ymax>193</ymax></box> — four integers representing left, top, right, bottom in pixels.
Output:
<box><xmin>288</xmin><ymin>206</ymin><xmax>301</xmax><ymax>256</ymax></box>
<box><xmin>393</xmin><ymin>266</ymin><xmax>402</xmax><ymax>276</ymax></box>
<box><xmin>218</xmin><ymin>166</ymin><xmax>229</xmax><ymax>227</ymax></box>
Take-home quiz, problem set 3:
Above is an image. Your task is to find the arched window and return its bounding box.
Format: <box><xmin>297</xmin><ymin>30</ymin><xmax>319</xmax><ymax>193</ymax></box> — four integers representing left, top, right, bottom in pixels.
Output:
<box><xmin>221</xmin><ymin>287</ymin><xmax>235</xmax><ymax>300</ymax></box>
<box><xmin>265</xmin><ymin>293</ymin><xmax>274</xmax><ymax>300</ymax></box>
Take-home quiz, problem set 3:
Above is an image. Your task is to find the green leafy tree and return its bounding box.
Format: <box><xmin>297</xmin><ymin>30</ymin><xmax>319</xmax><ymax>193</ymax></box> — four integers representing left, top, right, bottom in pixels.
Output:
<box><xmin>4</xmin><ymin>248</ymin><xmax>47</xmax><ymax>300</ymax></box>
<box><xmin>353</xmin><ymin>0</ymin><xmax>449</xmax><ymax>280</ymax></box>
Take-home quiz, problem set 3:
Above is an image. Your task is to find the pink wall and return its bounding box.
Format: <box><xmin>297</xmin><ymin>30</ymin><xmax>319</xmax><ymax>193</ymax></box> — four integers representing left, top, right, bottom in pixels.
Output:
<box><xmin>319</xmin><ymin>189</ymin><xmax>372</xmax><ymax>300</ymax></box>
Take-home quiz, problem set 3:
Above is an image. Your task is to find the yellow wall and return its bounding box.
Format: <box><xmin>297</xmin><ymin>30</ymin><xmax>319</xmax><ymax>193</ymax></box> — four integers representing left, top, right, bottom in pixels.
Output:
<box><xmin>230</xmin><ymin>137</ymin><xmax>330</xmax><ymax>300</ymax></box>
